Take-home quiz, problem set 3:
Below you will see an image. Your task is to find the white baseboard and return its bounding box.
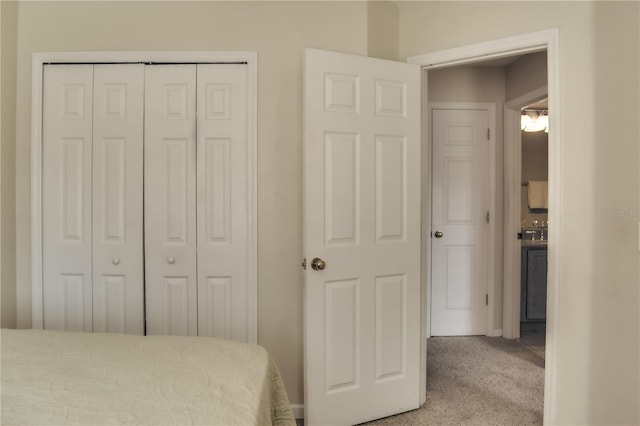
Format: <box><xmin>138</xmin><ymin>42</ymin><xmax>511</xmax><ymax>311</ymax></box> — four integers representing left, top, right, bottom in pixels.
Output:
<box><xmin>291</xmin><ymin>404</ymin><xmax>304</xmax><ymax>420</ymax></box>
<box><xmin>488</xmin><ymin>329</ymin><xmax>503</xmax><ymax>337</ymax></box>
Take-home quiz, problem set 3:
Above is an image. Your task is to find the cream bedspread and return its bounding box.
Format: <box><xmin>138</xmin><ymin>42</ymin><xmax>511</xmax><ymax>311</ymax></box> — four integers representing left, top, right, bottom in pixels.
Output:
<box><xmin>1</xmin><ymin>329</ymin><xmax>295</xmax><ymax>426</ymax></box>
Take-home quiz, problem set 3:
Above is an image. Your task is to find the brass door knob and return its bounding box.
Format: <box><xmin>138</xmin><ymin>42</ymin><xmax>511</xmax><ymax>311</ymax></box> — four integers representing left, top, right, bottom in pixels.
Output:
<box><xmin>434</xmin><ymin>230</ymin><xmax>444</xmax><ymax>238</ymax></box>
<box><xmin>311</xmin><ymin>257</ymin><xmax>326</xmax><ymax>271</ymax></box>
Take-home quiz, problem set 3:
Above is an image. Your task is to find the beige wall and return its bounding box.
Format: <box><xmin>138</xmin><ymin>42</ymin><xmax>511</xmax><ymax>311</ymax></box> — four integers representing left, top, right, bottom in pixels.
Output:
<box><xmin>11</xmin><ymin>0</ymin><xmax>371</xmax><ymax>406</ymax></box>
<box><xmin>400</xmin><ymin>1</ymin><xmax>639</xmax><ymax>424</ymax></box>
<box><xmin>3</xmin><ymin>1</ymin><xmax>639</xmax><ymax>422</ymax></box>
<box><xmin>505</xmin><ymin>51</ymin><xmax>547</xmax><ymax>101</ymax></box>
<box><xmin>1</xmin><ymin>0</ymin><xmax>18</xmax><ymax>330</ymax></box>
<box><xmin>427</xmin><ymin>65</ymin><xmax>506</xmax><ymax>331</ymax></box>
<box><xmin>367</xmin><ymin>0</ymin><xmax>399</xmax><ymax>60</ymax></box>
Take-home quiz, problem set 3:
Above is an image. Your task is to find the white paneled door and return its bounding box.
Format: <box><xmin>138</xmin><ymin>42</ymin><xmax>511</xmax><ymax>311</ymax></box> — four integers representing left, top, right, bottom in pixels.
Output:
<box><xmin>144</xmin><ymin>64</ymin><xmax>252</xmax><ymax>338</ymax></box>
<box><xmin>92</xmin><ymin>65</ymin><xmax>145</xmax><ymax>334</ymax></box>
<box><xmin>196</xmin><ymin>64</ymin><xmax>251</xmax><ymax>341</ymax></box>
<box><xmin>144</xmin><ymin>65</ymin><xmax>198</xmax><ymax>336</ymax></box>
<box><xmin>430</xmin><ymin>108</ymin><xmax>490</xmax><ymax>336</ymax></box>
<box><xmin>43</xmin><ymin>64</ymin><xmax>144</xmax><ymax>333</ymax></box>
<box><xmin>43</xmin><ymin>65</ymin><xmax>95</xmax><ymax>332</ymax></box>
<box><xmin>41</xmin><ymin>60</ymin><xmax>253</xmax><ymax>341</ymax></box>
<box><xmin>304</xmin><ymin>49</ymin><xmax>421</xmax><ymax>426</ymax></box>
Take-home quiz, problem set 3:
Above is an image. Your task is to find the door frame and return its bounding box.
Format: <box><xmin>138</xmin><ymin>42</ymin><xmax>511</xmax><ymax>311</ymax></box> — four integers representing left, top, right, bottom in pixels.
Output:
<box><xmin>426</xmin><ymin>102</ymin><xmax>497</xmax><ymax>338</ymax></box>
<box><xmin>30</xmin><ymin>51</ymin><xmax>258</xmax><ymax>342</ymax></box>
<box><xmin>503</xmin><ymin>85</ymin><xmax>548</xmax><ymax>340</ymax></box>
<box><xmin>409</xmin><ymin>29</ymin><xmax>560</xmax><ymax>424</ymax></box>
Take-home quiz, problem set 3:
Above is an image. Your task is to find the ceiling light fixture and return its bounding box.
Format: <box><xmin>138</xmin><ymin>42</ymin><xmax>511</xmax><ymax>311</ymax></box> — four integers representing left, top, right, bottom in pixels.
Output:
<box><xmin>521</xmin><ymin>109</ymin><xmax>549</xmax><ymax>133</ymax></box>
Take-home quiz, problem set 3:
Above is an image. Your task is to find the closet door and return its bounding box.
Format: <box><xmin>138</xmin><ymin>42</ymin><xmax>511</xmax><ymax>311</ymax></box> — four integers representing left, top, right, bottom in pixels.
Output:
<box><xmin>42</xmin><ymin>65</ymin><xmax>94</xmax><ymax>332</ymax></box>
<box><xmin>144</xmin><ymin>65</ymin><xmax>198</xmax><ymax>336</ymax></box>
<box><xmin>92</xmin><ymin>64</ymin><xmax>145</xmax><ymax>334</ymax></box>
<box><xmin>42</xmin><ymin>64</ymin><xmax>145</xmax><ymax>333</ymax></box>
<box><xmin>196</xmin><ymin>64</ymin><xmax>250</xmax><ymax>340</ymax></box>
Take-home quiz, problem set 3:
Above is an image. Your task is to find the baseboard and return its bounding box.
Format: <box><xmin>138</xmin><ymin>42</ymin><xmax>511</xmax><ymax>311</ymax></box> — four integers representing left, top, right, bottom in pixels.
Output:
<box><xmin>488</xmin><ymin>329</ymin><xmax>503</xmax><ymax>337</ymax></box>
<box><xmin>291</xmin><ymin>404</ymin><xmax>304</xmax><ymax>420</ymax></box>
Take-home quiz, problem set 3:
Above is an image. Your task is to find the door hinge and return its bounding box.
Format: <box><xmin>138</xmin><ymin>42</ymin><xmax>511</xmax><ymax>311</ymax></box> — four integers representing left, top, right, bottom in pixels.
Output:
<box><xmin>301</xmin><ymin>258</ymin><xmax>307</xmax><ymax>270</ymax></box>
<box><xmin>486</xmin><ymin>211</ymin><xmax>490</xmax><ymax>223</ymax></box>
<box><xmin>486</xmin><ymin>294</ymin><xmax>489</xmax><ymax>305</ymax></box>
<box><xmin>487</xmin><ymin>128</ymin><xmax>490</xmax><ymax>140</ymax></box>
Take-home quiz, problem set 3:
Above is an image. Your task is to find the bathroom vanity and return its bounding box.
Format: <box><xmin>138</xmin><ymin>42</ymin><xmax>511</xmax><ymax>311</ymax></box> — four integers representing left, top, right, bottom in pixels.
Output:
<box><xmin>521</xmin><ymin>242</ymin><xmax>548</xmax><ymax>321</ymax></box>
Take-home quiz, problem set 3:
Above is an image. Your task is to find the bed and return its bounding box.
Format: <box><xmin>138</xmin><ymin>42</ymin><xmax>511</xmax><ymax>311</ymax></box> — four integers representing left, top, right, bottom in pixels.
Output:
<box><xmin>1</xmin><ymin>329</ymin><xmax>296</xmax><ymax>426</ymax></box>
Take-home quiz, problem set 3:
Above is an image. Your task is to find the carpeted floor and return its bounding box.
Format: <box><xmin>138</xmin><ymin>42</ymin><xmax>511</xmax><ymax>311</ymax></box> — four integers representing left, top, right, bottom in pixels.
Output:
<box><xmin>361</xmin><ymin>336</ymin><xmax>545</xmax><ymax>425</ymax></box>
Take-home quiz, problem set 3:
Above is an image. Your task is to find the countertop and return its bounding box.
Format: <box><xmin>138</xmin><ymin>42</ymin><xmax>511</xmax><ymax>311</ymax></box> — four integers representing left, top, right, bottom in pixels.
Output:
<box><xmin>521</xmin><ymin>240</ymin><xmax>548</xmax><ymax>247</ymax></box>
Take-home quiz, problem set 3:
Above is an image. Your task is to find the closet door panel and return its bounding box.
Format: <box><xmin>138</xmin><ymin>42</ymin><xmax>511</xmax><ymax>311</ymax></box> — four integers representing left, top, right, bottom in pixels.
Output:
<box><xmin>92</xmin><ymin>64</ymin><xmax>145</xmax><ymax>335</ymax></box>
<box><xmin>145</xmin><ymin>65</ymin><xmax>198</xmax><ymax>336</ymax></box>
<box><xmin>42</xmin><ymin>65</ymin><xmax>94</xmax><ymax>332</ymax></box>
<box><xmin>196</xmin><ymin>64</ymin><xmax>249</xmax><ymax>340</ymax></box>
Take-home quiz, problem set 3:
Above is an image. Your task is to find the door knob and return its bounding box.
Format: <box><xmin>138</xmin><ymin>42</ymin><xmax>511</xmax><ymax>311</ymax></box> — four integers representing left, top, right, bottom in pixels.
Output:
<box><xmin>311</xmin><ymin>257</ymin><xmax>326</xmax><ymax>271</ymax></box>
<box><xmin>112</xmin><ymin>257</ymin><xmax>120</xmax><ymax>265</ymax></box>
<box><xmin>167</xmin><ymin>256</ymin><xmax>176</xmax><ymax>264</ymax></box>
<box><xmin>434</xmin><ymin>230</ymin><xmax>444</xmax><ymax>238</ymax></box>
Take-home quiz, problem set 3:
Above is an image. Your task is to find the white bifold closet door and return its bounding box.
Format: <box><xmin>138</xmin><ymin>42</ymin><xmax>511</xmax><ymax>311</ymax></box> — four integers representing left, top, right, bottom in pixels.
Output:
<box><xmin>42</xmin><ymin>64</ymin><xmax>145</xmax><ymax>334</ymax></box>
<box><xmin>144</xmin><ymin>64</ymin><xmax>250</xmax><ymax>339</ymax></box>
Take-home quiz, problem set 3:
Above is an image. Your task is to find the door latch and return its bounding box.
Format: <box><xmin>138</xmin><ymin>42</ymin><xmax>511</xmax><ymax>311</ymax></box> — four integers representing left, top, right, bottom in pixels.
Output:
<box><xmin>301</xmin><ymin>258</ymin><xmax>307</xmax><ymax>270</ymax></box>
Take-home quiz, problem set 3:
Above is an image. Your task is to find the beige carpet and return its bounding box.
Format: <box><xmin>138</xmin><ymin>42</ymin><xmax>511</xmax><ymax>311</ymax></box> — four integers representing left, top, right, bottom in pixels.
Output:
<box><xmin>361</xmin><ymin>336</ymin><xmax>545</xmax><ymax>425</ymax></box>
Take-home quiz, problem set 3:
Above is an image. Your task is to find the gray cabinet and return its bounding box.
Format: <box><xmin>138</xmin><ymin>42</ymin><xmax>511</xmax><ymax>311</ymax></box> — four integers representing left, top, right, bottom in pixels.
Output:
<box><xmin>521</xmin><ymin>246</ymin><xmax>547</xmax><ymax>321</ymax></box>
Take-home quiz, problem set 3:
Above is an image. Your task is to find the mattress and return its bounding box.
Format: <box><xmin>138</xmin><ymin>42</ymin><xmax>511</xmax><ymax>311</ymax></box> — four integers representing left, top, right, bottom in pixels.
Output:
<box><xmin>1</xmin><ymin>329</ymin><xmax>295</xmax><ymax>426</ymax></box>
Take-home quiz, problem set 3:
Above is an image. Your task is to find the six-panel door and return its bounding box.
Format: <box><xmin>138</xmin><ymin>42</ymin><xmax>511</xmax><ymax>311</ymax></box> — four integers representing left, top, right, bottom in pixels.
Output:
<box><xmin>304</xmin><ymin>48</ymin><xmax>422</xmax><ymax>426</ymax></box>
<box><xmin>430</xmin><ymin>108</ymin><xmax>490</xmax><ymax>336</ymax></box>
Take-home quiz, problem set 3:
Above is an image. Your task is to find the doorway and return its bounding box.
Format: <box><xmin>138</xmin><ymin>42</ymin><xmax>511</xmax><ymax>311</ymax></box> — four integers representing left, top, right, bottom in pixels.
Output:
<box><xmin>518</xmin><ymin>99</ymin><xmax>549</xmax><ymax>356</ymax></box>
<box><xmin>429</xmin><ymin>103</ymin><xmax>495</xmax><ymax>337</ymax></box>
<box><xmin>409</xmin><ymin>29</ymin><xmax>560</xmax><ymax>423</ymax></box>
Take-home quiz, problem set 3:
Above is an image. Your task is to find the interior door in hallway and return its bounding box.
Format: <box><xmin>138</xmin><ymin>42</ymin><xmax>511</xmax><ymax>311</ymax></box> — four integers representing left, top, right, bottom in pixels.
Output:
<box><xmin>430</xmin><ymin>107</ymin><xmax>490</xmax><ymax>336</ymax></box>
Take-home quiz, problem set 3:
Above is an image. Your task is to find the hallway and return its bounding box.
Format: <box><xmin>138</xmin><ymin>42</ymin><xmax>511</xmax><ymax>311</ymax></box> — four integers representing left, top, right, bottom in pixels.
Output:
<box><xmin>362</xmin><ymin>336</ymin><xmax>544</xmax><ymax>425</ymax></box>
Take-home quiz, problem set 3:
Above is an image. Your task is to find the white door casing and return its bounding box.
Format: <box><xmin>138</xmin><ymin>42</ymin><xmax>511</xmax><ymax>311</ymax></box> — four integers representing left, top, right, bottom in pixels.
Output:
<box><xmin>144</xmin><ymin>65</ymin><xmax>198</xmax><ymax>336</ymax></box>
<box><xmin>304</xmin><ymin>48</ymin><xmax>421</xmax><ymax>426</ymax></box>
<box><xmin>430</xmin><ymin>107</ymin><xmax>491</xmax><ymax>336</ymax></box>
<box><xmin>42</xmin><ymin>65</ymin><xmax>94</xmax><ymax>332</ymax></box>
<box><xmin>92</xmin><ymin>64</ymin><xmax>145</xmax><ymax>335</ymax></box>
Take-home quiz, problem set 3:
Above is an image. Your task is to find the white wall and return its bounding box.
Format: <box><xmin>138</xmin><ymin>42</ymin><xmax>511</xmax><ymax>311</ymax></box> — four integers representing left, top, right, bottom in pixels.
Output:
<box><xmin>399</xmin><ymin>1</ymin><xmax>639</xmax><ymax>424</ymax></box>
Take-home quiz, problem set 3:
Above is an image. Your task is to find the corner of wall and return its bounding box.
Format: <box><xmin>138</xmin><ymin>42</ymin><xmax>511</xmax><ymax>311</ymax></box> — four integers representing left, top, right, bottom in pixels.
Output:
<box><xmin>366</xmin><ymin>0</ymin><xmax>399</xmax><ymax>61</ymax></box>
<box><xmin>1</xmin><ymin>0</ymin><xmax>19</xmax><ymax>329</ymax></box>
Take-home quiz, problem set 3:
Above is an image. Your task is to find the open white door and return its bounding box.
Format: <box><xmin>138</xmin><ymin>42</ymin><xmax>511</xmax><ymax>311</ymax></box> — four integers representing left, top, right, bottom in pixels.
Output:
<box><xmin>304</xmin><ymin>49</ymin><xmax>421</xmax><ymax>426</ymax></box>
